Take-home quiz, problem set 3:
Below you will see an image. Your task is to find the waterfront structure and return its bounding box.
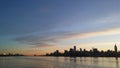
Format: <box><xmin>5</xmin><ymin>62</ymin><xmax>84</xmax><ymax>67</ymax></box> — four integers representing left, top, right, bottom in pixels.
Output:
<box><xmin>46</xmin><ymin>45</ymin><xmax>120</xmax><ymax>57</ymax></box>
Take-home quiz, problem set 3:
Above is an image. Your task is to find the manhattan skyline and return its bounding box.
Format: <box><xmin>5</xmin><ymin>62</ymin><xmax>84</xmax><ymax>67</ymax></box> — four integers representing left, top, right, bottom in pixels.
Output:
<box><xmin>46</xmin><ymin>45</ymin><xmax>120</xmax><ymax>57</ymax></box>
<box><xmin>0</xmin><ymin>0</ymin><xmax>120</xmax><ymax>55</ymax></box>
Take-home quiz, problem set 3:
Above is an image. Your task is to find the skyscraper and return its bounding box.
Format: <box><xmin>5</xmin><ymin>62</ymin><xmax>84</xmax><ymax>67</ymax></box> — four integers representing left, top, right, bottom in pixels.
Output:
<box><xmin>74</xmin><ymin>46</ymin><xmax>76</xmax><ymax>52</ymax></box>
<box><xmin>114</xmin><ymin>44</ymin><xmax>117</xmax><ymax>53</ymax></box>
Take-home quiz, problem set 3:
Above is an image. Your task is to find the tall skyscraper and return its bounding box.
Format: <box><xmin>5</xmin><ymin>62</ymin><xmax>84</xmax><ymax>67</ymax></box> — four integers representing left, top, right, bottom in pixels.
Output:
<box><xmin>74</xmin><ymin>46</ymin><xmax>76</xmax><ymax>52</ymax></box>
<box><xmin>114</xmin><ymin>44</ymin><xmax>117</xmax><ymax>53</ymax></box>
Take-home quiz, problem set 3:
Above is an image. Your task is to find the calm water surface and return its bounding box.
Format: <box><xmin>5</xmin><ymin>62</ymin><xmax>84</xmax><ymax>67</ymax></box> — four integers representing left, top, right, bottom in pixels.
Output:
<box><xmin>0</xmin><ymin>56</ymin><xmax>119</xmax><ymax>68</ymax></box>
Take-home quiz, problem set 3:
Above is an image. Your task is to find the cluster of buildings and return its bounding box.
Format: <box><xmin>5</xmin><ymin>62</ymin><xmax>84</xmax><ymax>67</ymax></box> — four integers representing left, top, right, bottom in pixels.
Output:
<box><xmin>0</xmin><ymin>53</ymin><xmax>24</xmax><ymax>56</ymax></box>
<box><xmin>46</xmin><ymin>44</ymin><xmax>120</xmax><ymax>57</ymax></box>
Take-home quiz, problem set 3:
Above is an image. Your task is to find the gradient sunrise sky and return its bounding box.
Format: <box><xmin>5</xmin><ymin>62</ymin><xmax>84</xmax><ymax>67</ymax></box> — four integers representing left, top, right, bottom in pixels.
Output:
<box><xmin>0</xmin><ymin>0</ymin><xmax>120</xmax><ymax>55</ymax></box>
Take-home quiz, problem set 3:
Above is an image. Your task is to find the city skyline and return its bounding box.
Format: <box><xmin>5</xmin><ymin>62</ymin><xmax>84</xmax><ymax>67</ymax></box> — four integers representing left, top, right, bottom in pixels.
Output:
<box><xmin>0</xmin><ymin>44</ymin><xmax>119</xmax><ymax>56</ymax></box>
<box><xmin>46</xmin><ymin>44</ymin><xmax>120</xmax><ymax>57</ymax></box>
<box><xmin>0</xmin><ymin>0</ymin><xmax>120</xmax><ymax>55</ymax></box>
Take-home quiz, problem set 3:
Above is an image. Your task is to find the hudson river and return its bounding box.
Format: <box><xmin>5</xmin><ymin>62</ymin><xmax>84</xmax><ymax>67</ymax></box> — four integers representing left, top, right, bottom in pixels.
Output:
<box><xmin>0</xmin><ymin>56</ymin><xmax>119</xmax><ymax>68</ymax></box>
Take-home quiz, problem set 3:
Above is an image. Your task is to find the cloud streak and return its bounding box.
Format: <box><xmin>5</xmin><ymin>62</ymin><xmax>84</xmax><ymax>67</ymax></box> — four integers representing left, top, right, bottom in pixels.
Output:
<box><xmin>14</xmin><ymin>13</ymin><xmax>120</xmax><ymax>48</ymax></box>
<box><xmin>14</xmin><ymin>27</ymin><xmax>120</xmax><ymax>48</ymax></box>
<box><xmin>61</xmin><ymin>28</ymin><xmax>120</xmax><ymax>40</ymax></box>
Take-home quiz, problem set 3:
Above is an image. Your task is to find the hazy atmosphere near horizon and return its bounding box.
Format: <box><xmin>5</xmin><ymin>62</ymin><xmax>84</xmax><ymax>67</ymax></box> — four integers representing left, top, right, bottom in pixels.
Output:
<box><xmin>1</xmin><ymin>0</ymin><xmax>120</xmax><ymax>55</ymax></box>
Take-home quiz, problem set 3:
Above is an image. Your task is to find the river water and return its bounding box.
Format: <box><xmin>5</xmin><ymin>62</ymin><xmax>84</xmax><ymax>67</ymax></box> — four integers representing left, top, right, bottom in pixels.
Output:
<box><xmin>0</xmin><ymin>56</ymin><xmax>119</xmax><ymax>68</ymax></box>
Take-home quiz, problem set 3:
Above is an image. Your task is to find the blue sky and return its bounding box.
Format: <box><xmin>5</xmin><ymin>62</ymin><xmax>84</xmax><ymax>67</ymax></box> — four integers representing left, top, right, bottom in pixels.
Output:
<box><xmin>0</xmin><ymin>0</ymin><xmax>120</xmax><ymax>55</ymax></box>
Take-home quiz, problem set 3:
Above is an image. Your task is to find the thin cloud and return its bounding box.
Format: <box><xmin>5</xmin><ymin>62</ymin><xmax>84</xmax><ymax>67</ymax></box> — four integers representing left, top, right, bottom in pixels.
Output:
<box><xmin>14</xmin><ymin>27</ymin><xmax>120</xmax><ymax>48</ymax></box>
<box><xmin>95</xmin><ymin>13</ymin><xmax>120</xmax><ymax>24</ymax></box>
<box><xmin>56</xmin><ymin>28</ymin><xmax>120</xmax><ymax>41</ymax></box>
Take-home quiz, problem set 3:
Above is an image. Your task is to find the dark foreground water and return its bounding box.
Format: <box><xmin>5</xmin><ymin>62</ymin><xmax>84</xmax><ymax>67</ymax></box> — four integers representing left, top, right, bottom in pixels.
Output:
<box><xmin>0</xmin><ymin>56</ymin><xmax>119</xmax><ymax>68</ymax></box>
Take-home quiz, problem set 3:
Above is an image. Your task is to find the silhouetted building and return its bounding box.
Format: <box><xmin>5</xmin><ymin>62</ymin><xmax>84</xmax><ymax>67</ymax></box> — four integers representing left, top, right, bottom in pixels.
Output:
<box><xmin>64</xmin><ymin>50</ymin><xmax>69</xmax><ymax>56</ymax></box>
<box><xmin>114</xmin><ymin>44</ymin><xmax>117</xmax><ymax>53</ymax></box>
<box><xmin>92</xmin><ymin>48</ymin><xmax>99</xmax><ymax>57</ymax></box>
<box><xmin>46</xmin><ymin>44</ymin><xmax>120</xmax><ymax>57</ymax></box>
<box><xmin>0</xmin><ymin>53</ymin><xmax>24</xmax><ymax>56</ymax></box>
<box><xmin>74</xmin><ymin>46</ymin><xmax>76</xmax><ymax>53</ymax></box>
<box><xmin>93</xmin><ymin>48</ymin><xmax>98</xmax><ymax>53</ymax></box>
<box><xmin>64</xmin><ymin>50</ymin><xmax>68</xmax><ymax>53</ymax></box>
<box><xmin>80</xmin><ymin>48</ymin><xmax>82</xmax><ymax>52</ymax></box>
<box><xmin>83</xmin><ymin>49</ymin><xmax>86</xmax><ymax>52</ymax></box>
<box><xmin>54</xmin><ymin>50</ymin><xmax>59</xmax><ymax>56</ymax></box>
<box><xmin>69</xmin><ymin>48</ymin><xmax>73</xmax><ymax>53</ymax></box>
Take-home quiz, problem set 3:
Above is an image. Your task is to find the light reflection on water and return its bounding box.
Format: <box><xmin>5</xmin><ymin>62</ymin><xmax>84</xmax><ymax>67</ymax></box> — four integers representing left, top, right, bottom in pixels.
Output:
<box><xmin>0</xmin><ymin>57</ymin><xmax>119</xmax><ymax>68</ymax></box>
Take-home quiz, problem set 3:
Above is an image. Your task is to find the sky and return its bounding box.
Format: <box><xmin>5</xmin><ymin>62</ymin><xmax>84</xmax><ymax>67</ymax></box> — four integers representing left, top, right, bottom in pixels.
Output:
<box><xmin>0</xmin><ymin>0</ymin><xmax>120</xmax><ymax>55</ymax></box>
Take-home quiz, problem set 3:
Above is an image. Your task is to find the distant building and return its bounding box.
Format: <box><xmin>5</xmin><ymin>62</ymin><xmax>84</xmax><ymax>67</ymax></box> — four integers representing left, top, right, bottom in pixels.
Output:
<box><xmin>83</xmin><ymin>49</ymin><xmax>86</xmax><ymax>52</ymax></box>
<box><xmin>74</xmin><ymin>46</ymin><xmax>76</xmax><ymax>52</ymax></box>
<box><xmin>70</xmin><ymin>48</ymin><xmax>73</xmax><ymax>52</ymax></box>
<box><xmin>64</xmin><ymin>50</ymin><xmax>68</xmax><ymax>54</ymax></box>
<box><xmin>46</xmin><ymin>45</ymin><xmax>120</xmax><ymax>57</ymax></box>
<box><xmin>64</xmin><ymin>50</ymin><xmax>69</xmax><ymax>56</ymax></box>
<box><xmin>93</xmin><ymin>48</ymin><xmax>98</xmax><ymax>53</ymax></box>
<box><xmin>114</xmin><ymin>44</ymin><xmax>117</xmax><ymax>53</ymax></box>
<box><xmin>54</xmin><ymin>50</ymin><xmax>59</xmax><ymax>56</ymax></box>
<box><xmin>80</xmin><ymin>48</ymin><xmax>82</xmax><ymax>52</ymax></box>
